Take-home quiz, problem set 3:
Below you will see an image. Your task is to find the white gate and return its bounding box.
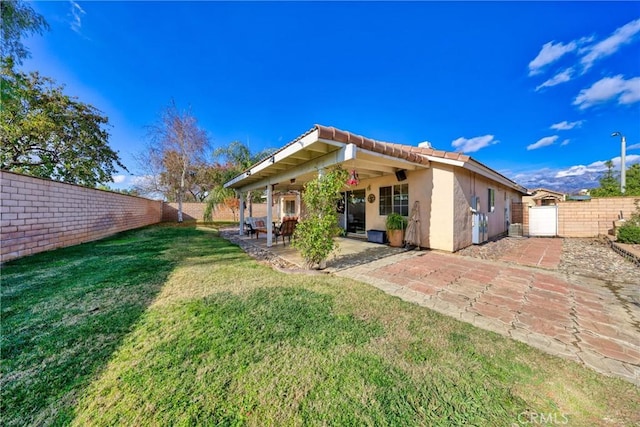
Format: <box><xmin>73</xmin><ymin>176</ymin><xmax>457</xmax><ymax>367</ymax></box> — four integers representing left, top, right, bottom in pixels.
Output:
<box><xmin>529</xmin><ymin>206</ymin><xmax>558</xmax><ymax>236</ymax></box>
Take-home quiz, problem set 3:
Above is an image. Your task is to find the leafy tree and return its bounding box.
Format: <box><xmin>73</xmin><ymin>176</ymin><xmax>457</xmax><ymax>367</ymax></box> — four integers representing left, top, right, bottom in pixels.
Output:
<box><xmin>96</xmin><ymin>184</ymin><xmax>140</xmax><ymax>196</ymax></box>
<box><xmin>590</xmin><ymin>160</ymin><xmax>620</xmax><ymax>197</ymax></box>
<box><xmin>1</xmin><ymin>0</ymin><xmax>126</xmax><ymax>187</ymax></box>
<box><xmin>624</xmin><ymin>164</ymin><xmax>640</xmax><ymax>196</ymax></box>
<box><xmin>1</xmin><ymin>0</ymin><xmax>49</xmax><ymax>65</ymax></box>
<box><xmin>292</xmin><ymin>168</ymin><xmax>348</xmax><ymax>268</ymax></box>
<box><xmin>0</xmin><ymin>65</ymin><xmax>127</xmax><ymax>186</ymax></box>
<box><xmin>212</xmin><ymin>140</ymin><xmax>275</xmax><ymax>216</ymax></box>
<box><xmin>141</xmin><ymin>101</ymin><xmax>210</xmax><ymax>222</ymax></box>
<box><xmin>202</xmin><ymin>141</ymin><xmax>276</xmax><ymax>221</ymax></box>
<box><xmin>590</xmin><ymin>161</ymin><xmax>640</xmax><ymax>197</ymax></box>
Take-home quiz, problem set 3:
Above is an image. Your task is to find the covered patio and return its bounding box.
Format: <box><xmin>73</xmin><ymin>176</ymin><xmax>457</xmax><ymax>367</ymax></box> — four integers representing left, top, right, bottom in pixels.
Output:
<box><xmin>221</xmin><ymin>227</ymin><xmax>408</xmax><ymax>272</ymax></box>
<box><xmin>224</xmin><ymin>124</ymin><xmax>430</xmax><ymax>247</ymax></box>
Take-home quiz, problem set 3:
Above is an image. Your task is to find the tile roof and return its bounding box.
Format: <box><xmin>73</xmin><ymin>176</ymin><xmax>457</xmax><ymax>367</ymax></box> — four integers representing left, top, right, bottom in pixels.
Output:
<box><xmin>315</xmin><ymin>125</ymin><xmax>431</xmax><ymax>165</ymax></box>
<box><xmin>314</xmin><ymin>125</ymin><xmax>524</xmax><ymax>193</ymax></box>
<box><xmin>227</xmin><ymin>124</ymin><xmax>526</xmax><ymax>193</ymax></box>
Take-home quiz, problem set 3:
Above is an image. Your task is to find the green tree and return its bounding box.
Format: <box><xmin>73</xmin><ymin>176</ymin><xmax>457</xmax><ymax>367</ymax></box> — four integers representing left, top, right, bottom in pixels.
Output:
<box><xmin>0</xmin><ymin>65</ymin><xmax>127</xmax><ymax>186</ymax></box>
<box><xmin>590</xmin><ymin>161</ymin><xmax>640</xmax><ymax>197</ymax></box>
<box><xmin>624</xmin><ymin>163</ymin><xmax>640</xmax><ymax>196</ymax></box>
<box><xmin>203</xmin><ymin>141</ymin><xmax>276</xmax><ymax>221</ymax></box>
<box><xmin>590</xmin><ymin>160</ymin><xmax>621</xmax><ymax>197</ymax></box>
<box><xmin>293</xmin><ymin>168</ymin><xmax>348</xmax><ymax>268</ymax></box>
<box><xmin>1</xmin><ymin>0</ymin><xmax>126</xmax><ymax>187</ymax></box>
<box><xmin>1</xmin><ymin>0</ymin><xmax>49</xmax><ymax>65</ymax></box>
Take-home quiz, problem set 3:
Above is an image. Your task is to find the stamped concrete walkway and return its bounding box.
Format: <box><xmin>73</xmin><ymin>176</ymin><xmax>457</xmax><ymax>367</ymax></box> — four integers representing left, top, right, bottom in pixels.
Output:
<box><xmin>335</xmin><ymin>244</ymin><xmax>640</xmax><ymax>386</ymax></box>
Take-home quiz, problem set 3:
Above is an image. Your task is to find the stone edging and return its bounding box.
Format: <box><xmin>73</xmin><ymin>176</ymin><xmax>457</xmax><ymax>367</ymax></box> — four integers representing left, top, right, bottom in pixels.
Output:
<box><xmin>608</xmin><ymin>240</ymin><xmax>640</xmax><ymax>267</ymax></box>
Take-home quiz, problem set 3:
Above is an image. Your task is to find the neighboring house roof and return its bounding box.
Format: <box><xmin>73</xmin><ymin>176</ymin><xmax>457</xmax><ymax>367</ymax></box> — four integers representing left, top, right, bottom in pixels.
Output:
<box><xmin>529</xmin><ymin>188</ymin><xmax>566</xmax><ymax>199</ymax></box>
<box><xmin>225</xmin><ymin>124</ymin><xmax>527</xmax><ymax>194</ymax></box>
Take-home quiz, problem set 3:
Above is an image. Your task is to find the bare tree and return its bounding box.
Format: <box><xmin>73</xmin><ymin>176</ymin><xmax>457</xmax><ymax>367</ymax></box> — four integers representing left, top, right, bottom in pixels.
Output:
<box><xmin>141</xmin><ymin>101</ymin><xmax>210</xmax><ymax>222</ymax></box>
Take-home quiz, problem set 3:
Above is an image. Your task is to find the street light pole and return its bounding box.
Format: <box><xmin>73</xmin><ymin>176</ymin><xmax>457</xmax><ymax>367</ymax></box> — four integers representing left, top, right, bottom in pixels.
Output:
<box><xmin>611</xmin><ymin>132</ymin><xmax>626</xmax><ymax>194</ymax></box>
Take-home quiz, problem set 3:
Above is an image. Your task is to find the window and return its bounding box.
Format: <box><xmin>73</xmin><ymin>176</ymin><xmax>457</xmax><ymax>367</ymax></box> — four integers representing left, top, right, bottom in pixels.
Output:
<box><xmin>379</xmin><ymin>184</ymin><xmax>409</xmax><ymax>216</ymax></box>
<box><xmin>285</xmin><ymin>200</ymin><xmax>296</xmax><ymax>215</ymax></box>
<box><xmin>488</xmin><ymin>188</ymin><xmax>495</xmax><ymax>213</ymax></box>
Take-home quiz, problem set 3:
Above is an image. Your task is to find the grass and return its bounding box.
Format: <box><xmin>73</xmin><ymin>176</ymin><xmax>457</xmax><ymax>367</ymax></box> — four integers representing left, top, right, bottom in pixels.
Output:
<box><xmin>2</xmin><ymin>224</ymin><xmax>639</xmax><ymax>426</ymax></box>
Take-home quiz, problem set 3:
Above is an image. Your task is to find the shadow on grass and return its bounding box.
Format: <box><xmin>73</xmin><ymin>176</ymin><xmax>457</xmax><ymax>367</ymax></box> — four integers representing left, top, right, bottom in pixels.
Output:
<box><xmin>0</xmin><ymin>223</ymin><xmax>240</xmax><ymax>426</ymax></box>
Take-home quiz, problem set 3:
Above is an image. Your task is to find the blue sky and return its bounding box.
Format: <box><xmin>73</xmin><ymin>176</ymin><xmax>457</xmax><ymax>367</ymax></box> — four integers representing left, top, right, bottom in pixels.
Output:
<box><xmin>23</xmin><ymin>1</ymin><xmax>640</xmax><ymax>191</ymax></box>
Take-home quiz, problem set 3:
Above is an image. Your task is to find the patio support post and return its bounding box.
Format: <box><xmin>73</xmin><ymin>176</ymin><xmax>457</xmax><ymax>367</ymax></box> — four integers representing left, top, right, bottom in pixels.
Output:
<box><xmin>238</xmin><ymin>191</ymin><xmax>245</xmax><ymax>236</ymax></box>
<box><xmin>266</xmin><ymin>184</ymin><xmax>273</xmax><ymax>247</ymax></box>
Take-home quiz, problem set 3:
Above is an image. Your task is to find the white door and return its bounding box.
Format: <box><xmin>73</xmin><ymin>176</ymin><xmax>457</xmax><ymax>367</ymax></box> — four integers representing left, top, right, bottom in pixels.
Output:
<box><xmin>529</xmin><ymin>206</ymin><xmax>557</xmax><ymax>236</ymax></box>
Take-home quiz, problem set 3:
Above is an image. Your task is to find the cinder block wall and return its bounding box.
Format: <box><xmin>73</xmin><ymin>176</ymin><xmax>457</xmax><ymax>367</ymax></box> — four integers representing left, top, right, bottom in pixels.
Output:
<box><xmin>161</xmin><ymin>202</ymin><xmax>276</xmax><ymax>222</ymax></box>
<box><xmin>1</xmin><ymin>170</ymin><xmax>163</xmax><ymax>263</ymax></box>
<box><xmin>520</xmin><ymin>196</ymin><xmax>638</xmax><ymax>237</ymax></box>
<box><xmin>557</xmin><ymin>197</ymin><xmax>638</xmax><ymax>237</ymax></box>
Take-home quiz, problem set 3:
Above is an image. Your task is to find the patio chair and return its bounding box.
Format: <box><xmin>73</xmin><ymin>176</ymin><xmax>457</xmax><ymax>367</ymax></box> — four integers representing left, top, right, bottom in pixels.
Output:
<box><xmin>275</xmin><ymin>218</ymin><xmax>298</xmax><ymax>246</ymax></box>
<box><xmin>244</xmin><ymin>222</ymin><xmax>256</xmax><ymax>236</ymax></box>
<box><xmin>253</xmin><ymin>219</ymin><xmax>268</xmax><ymax>238</ymax></box>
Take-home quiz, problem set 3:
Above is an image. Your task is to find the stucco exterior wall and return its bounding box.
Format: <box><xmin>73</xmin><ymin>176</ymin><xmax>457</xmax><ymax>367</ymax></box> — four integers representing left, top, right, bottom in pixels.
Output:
<box><xmin>359</xmin><ymin>174</ymin><xmax>398</xmax><ymax>231</ymax></box>
<box><xmin>339</xmin><ymin>164</ymin><xmax>524</xmax><ymax>253</ymax></box>
<box><xmin>452</xmin><ymin>169</ymin><xmax>473</xmax><ymax>250</ymax></box>
<box><xmin>452</xmin><ymin>169</ymin><xmax>524</xmax><ymax>251</ymax></box>
<box><xmin>427</xmin><ymin>165</ymin><xmax>456</xmax><ymax>251</ymax></box>
<box><xmin>355</xmin><ymin>166</ymin><xmax>455</xmax><ymax>252</ymax></box>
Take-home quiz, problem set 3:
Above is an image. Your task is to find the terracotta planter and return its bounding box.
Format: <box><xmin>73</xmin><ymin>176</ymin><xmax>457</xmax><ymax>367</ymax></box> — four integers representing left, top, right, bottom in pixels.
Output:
<box><xmin>387</xmin><ymin>229</ymin><xmax>404</xmax><ymax>247</ymax></box>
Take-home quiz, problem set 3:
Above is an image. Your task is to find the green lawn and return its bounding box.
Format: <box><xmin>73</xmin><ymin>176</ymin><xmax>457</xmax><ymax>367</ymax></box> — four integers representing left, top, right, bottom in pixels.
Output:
<box><xmin>2</xmin><ymin>224</ymin><xmax>638</xmax><ymax>426</ymax></box>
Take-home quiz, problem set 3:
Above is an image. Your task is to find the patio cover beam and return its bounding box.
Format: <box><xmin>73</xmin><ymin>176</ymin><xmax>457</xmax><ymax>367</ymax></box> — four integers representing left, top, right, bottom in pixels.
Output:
<box><xmin>232</xmin><ymin>143</ymin><xmax>358</xmax><ymax>193</ymax></box>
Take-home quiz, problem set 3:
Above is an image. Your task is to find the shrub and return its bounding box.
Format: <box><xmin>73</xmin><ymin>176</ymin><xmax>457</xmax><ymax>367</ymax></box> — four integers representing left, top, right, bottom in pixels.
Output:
<box><xmin>617</xmin><ymin>224</ymin><xmax>640</xmax><ymax>244</ymax></box>
<box><xmin>293</xmin><ymin>168</ymin><xmax>348</xmax><ymax>268</ymax></box>
<box><xmin>617</xmin><ymin>198</ymin><xmax>640</xmax><ymax>243</ymax></box>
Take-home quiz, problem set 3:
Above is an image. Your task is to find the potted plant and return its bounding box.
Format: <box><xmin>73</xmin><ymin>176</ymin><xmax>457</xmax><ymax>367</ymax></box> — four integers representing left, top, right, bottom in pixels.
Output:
<box><xmin>386</xmin><ymin>212</ymin><xmax>407</xmax><ymax>247</ymax></box>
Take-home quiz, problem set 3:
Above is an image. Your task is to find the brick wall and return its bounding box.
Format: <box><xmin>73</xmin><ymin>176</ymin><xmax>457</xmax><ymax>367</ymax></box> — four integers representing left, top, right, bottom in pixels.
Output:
<box><xmin>1</xmin><ymin>170</ymin><xmax>163</xmax><ymax>263</ymax></box>
<box><xmin>162</xmin><ymin>202</ymin><xmax>276</xmax><ymax>222</ymax></box>
<box><xmin>520</xmin><ymin>196</ymin><xmax>638</xmax><ymax>237</ymax></box>
<box><xmin>557</xmin><ymin>197</ymin><xmax>638</xmax><ymax>237</ymax></box>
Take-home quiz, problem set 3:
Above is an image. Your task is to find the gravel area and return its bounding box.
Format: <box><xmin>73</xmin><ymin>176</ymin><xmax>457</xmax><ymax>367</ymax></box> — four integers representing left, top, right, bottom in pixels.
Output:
<box><xmin>219</xmin><ymin>228</ymin><xmax>299</xmax><ymax>270</ymax></box>
<box><xmin>559</xmin><ymin>237</ymin><xmax>639</xmax><ymax>284</ymax></box>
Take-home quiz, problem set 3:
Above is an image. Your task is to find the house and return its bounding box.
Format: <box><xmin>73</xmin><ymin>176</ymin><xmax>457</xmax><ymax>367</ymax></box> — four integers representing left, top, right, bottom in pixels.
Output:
<box><xmin>524</xmin><ymin>188</ymin><xmax>566</xmax><ymax>206</ymax></box>
<box><xmin>224</xmin><ymin>125</ymin><xmax>528</xmax><ymax>252</ymax></box>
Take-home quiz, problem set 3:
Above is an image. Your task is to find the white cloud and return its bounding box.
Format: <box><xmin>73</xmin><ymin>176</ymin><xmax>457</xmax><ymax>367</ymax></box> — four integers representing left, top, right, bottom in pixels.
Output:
<box><xmin>573</xmin><ymin>75</ymin><xmax>640</xmax><ymax>109</ymax></box>
<box><xmin>550</xmin><ymin>120</ymin><xmax>584</xmax><ymax>131</ymax></box>
<box><xmin>450</xmin><ymin>135</ymin><xmax>498</xmax><ymax>153</ymax></box>
<box><xmin>554</xmin><ymin>159</ymin><xmax>610</xmax><ymax>178</ymax></box>
<box><xmin>560</xmin><ymin>139</ymin><xmax>570</xmax><ymax>146</ymax></box>
<box><xmin>535</xmin><ymin>68</ymin><xmax>574</xmax><ymax>90</ymax></box>
<box><xmin>554</xmin><ymin>155</ymin><xmax>640</xmax><ymax>178</ymax></box>
<box><xmin>69</xmin><ymin>1</ymin><xmax>86</xmax><ymax>34</ymax></box>
<box><xmin>112</xmin><ymin>174</ymin><xmax>127</xmax><ymax>184</ymax></box>
<box><xmin>528</xmin><ymin>41</ymin><xmax>577</xmax><ymax>76</ymax></box>
<box><xmin>627</xmin><ymin>143</ymin><xmax>640</xmax><ymax>150</ymax></box>
<box><xmin>612</xmin><ymin>154</ymin><xmax>640</xmax><ymax>168</ymax></box>
<box><xmin>527</xmin><ymin>135</ymin><xmax>558</xmax><ymax>151</ymax></box>
<box><xmin>581</xmin><ymin>18</ymin><xmax>640</xmax><ymax>72</ymax></box>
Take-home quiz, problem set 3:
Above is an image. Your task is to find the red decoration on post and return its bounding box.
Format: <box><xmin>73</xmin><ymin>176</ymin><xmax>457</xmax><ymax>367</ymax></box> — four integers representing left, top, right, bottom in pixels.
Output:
<box><xmin>347</xmin><ymin>169</ymin><xmax>359</xmax><ymax>186</ymax></box>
